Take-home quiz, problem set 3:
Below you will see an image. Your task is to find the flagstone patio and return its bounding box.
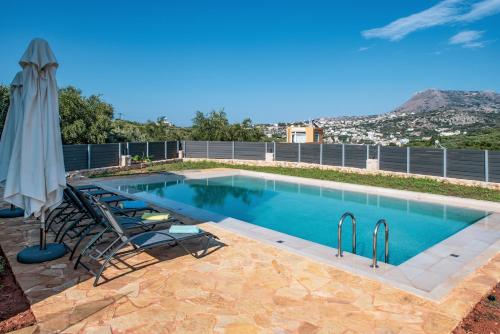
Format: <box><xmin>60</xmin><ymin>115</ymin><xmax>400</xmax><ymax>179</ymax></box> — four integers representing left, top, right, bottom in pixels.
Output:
<box><xmin>0</xmin><ymin>198</ymin><xmax>499</xmax><ymax>334</ymax></box>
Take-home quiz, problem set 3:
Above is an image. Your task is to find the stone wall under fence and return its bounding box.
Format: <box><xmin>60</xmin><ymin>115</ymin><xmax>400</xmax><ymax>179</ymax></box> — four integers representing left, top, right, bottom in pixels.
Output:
<box><xmin>183</xmin><ymin>157</ymin><xmax>500</xmax><ymax>190</ymax></box>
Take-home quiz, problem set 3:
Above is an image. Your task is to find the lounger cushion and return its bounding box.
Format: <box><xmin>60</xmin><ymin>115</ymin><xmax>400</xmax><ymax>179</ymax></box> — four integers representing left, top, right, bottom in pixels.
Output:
<box><xmin>100</xmin><ymin>195</ymin><xmax>130</xmax><ymax>203</ymax></box>
<box><xmin>75</xmin><ymin>185</ymin><xmax>101</xmax><ymax>191</ymax></box>
<box><xmin>169</xmin><ymin>225</ymin><xmax>199</xmax><ymax>234</ymax></box>
<box><xmin>141</xmin><ymin>213</ymin><xmax>170</xmax><ymax>221</ymax></box>
<box><xmin>119</xmin><ymin>200</ymin><xmax>148</xmax><ymax>209</ymax></box>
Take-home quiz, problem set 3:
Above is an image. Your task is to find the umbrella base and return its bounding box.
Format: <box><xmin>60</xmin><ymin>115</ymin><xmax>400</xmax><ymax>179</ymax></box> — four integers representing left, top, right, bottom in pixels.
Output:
<box><xmin>17</xmin><ymin>243</ymin><xmax>67</xmax><ymax>264</ymax></box>
<box><xmin>0</xmin><ymin>207</ymin><xmax>24</xmax><ymax>218</ymax></box>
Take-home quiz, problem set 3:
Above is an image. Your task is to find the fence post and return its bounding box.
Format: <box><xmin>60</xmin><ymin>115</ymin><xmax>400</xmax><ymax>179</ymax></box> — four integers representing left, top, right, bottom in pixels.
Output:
<box><xmin>206</xmin><ymin>141</ymin><xmax>209</xmax><ymax>159</ymax></box>
<box><xmin>320</xmin><ymin>143</ymin><xmax>323</xmax><ymax>165</ymax></box>
<box><xmin>118</xmin><ymin>143</ymin><xmax>122</xmax><ymax>166</ymax></box>
<box><xmin>377</xmin><ymin>145</ymin><xmax>381</xmax><ymax>169</ymax></box>
<box><xmin>298</xmin><ymin>143</ymin><xmax>301</xmax><ymax>163</ymax></box>
<box><xmin>87</xmin><ymin>144</ymin><xmax>91</xmax><ymax>169</ymax></box>
<box><xmin>146</xmin><ymin>142</ymin><xmax>149</xmax><ymax>157</ymax></box>
<box><xmin>273</xmin><ymin>141</ymin><xmax>276</xmax><ymax>161</ymax></box>
<box><xmin>183</xmin><ymin>140</ymin><xmax>186</xmax><ymax>158</ymax></box>
<box><xmin>443</xmin><ymin>148</ymin><xmax>447</xmax><ymax>178</ymax></box>
<box><xmin>164</xmin><ymin>141</ymin><xmax>167</xmax><ymax>160</ymax></box>
<box><xmin>232</xmin><ymin>141</ymin><xmax>235</xmax><ymax>160</ymax></box>
<box><xmin>264</xmin><ymin>142</ymin><xmax>267</xmax><ymax>158</ymax></box>
<box><xmin>406</xmin><ymin>147</ymin><xmax>410</xmax><ymax>174</ymax></box>
<box><xmin>366</xmin><ymin>144</ymin><xmax>369</xmax><ymax>160</ymax></box>
<box><xmin>485</xmin><ymin>150</ymin><xmax>489</xmax><ymax>182</ymax></box>
<box><xmin>341</xmin><ymin>144</ymin><xmax>345</xmax><ymax>167</ymax></box>
<box><xmin>126</xmin><ymin>142</ymin><xmax>129</xmax><ymax>156</ymax></box>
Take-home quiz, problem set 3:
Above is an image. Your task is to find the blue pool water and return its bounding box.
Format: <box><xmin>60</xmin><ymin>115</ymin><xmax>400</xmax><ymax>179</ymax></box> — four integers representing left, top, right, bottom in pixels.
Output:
<box><xmin>117</xmin><ymin>175</ymin><xmax>488</xmax><ymax>265</ymax></box>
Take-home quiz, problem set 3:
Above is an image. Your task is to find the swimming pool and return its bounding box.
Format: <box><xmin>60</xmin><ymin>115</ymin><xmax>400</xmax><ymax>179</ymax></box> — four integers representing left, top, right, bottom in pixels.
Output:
<box><xmin>117</xmin><ymin>175</ymin><xmax>489</xmax><ymax>265</ymax></box>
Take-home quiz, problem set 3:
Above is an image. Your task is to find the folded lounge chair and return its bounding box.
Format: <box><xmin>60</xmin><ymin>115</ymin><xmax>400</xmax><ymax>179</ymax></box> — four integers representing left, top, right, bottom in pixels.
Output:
<box><xmin>67</xmin><ymin>184</ymin><xmax>157</xmax><ymax>216</ymax></box>
<box><xmin>74</xmin><ymin>184</ymin><xmax>102</xmax><ymax>191</ymax></box>
<box><xmin>60</xmin><ymin>188</ymin><xmax>175</xmax><ymax>260</ymax></box>
<box><xmin>74</xmin><ymin>198</ymin><xmax>217</xmax><ymax>286</ymax></box>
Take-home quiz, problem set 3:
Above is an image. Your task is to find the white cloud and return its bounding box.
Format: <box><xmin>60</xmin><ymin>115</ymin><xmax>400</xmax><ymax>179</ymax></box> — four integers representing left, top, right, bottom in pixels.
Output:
<box><xmin>358</xmin><ymin>46</ymin><xmax>371</xmax><ymax>52</ymax></box>
<box><xmin>362</xmin><ymin>0</ymin><xmax>500</xmax><ymax>41</ymax></box>
<box><xmin>459</xmin><ymin>0</ymin><xmax>500</xmax><ymax>21</ymax></box>
<box><xmin>449</xmin><ymin>30</ymin><xmax>485</xmax><ymax>47</ymax></box>
<box><xmin>362</xmin><ymin>0</ymin><xmax>463</xmax><ymax>41</ymax></box>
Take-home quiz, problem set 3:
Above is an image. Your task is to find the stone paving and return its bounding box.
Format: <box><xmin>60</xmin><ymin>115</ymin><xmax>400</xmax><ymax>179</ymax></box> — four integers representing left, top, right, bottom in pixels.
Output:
<box><xmin>0</xmin><ymin>198</ymin><xmax>499</xmax><ymax>334</ymax></box>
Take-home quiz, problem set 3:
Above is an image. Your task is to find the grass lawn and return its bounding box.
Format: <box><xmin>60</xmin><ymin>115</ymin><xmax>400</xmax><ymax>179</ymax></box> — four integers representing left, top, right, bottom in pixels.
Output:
<box><xmin>88</xmin><ymin>160</ymin><xmax>500</xmax><ymax>202</ymax></box>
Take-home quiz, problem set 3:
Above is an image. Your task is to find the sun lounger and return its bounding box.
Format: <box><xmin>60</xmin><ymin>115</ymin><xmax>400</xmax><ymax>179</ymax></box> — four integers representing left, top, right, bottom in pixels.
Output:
<box><xmin>74</xmin><ymin>198</ymin><xmax>217</xmax><ymax>286</ymax></box>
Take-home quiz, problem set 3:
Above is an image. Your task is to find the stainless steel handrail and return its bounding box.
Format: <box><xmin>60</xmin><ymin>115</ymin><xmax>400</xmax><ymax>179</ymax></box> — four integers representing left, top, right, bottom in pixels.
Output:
<box><xmin>336</xmin><ymin>212</ymin><xmax>356</xmax><ymax>257</ymax></box>
<box><xmin>370</xmin><ymin>219</ymin><xmax>389</xmax><ymax>268</ymax></box>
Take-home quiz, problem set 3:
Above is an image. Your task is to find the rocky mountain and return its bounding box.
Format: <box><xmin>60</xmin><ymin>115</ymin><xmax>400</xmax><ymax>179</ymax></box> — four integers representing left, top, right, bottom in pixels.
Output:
<box><xmin>300</xmin><ymin>89</ymin><xmax>500</xmax><ymax>145</ymax></box>
<box><xmin>392</xmin><ymin>89</ymin><xmax>500</xmax><ymax>115</ymax></box>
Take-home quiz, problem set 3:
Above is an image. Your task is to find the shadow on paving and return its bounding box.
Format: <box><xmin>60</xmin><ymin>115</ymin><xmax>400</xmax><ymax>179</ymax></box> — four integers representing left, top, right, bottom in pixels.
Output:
<box><xmin>0</xmin><ymin>197</ymin><xmax>225</xmax><ymax>332</ymax></box>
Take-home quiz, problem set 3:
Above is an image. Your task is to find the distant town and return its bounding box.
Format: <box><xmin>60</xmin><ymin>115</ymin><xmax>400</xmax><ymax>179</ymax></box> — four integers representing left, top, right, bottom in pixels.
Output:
<box><xmin>260</xmin><ymin>89</ymin><xmax>500</xmax><ymax>146</ymax></box>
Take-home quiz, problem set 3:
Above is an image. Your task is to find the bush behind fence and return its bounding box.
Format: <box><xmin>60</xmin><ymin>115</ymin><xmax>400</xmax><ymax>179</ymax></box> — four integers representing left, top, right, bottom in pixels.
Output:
<box><xmin>63</xmin><ymin>140</ymin><xmax>500</xmax><ymax>183</ymax></box>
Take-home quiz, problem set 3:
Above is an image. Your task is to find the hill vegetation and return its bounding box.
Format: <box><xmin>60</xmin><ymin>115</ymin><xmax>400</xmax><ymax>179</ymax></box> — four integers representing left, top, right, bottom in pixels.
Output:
<box><xmin>1</xmin><ymin>85</ymin><xmax>499</xmax><ymax>150</ymax></box>
<box><xmin>0</xmin><ymin>85</ymin><xmax>265</xmax><ymax>144</ymax></box>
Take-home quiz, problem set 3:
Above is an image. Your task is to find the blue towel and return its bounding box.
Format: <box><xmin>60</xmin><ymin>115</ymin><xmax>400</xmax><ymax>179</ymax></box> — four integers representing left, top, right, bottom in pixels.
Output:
<box><xmin>169</xmin><ymin>225</ymin><xmax>199</xmax><ymax>234</ymax></box>
<box><xmin>119</xmin><ymin>200</ymin><xmax>148</xmax><ymax>209</ymax></box>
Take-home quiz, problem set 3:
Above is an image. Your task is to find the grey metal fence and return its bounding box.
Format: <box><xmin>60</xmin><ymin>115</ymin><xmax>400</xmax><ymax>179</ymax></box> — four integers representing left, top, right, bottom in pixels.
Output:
<box><xmin>63</xmin><ymin>141</ymin><xmax>179</xmax><ymax>172</ymax></box>
<box><xmin>62</xmin><ymin>140</ymin><xmax>500</xmax><ymax>183</ymax></box>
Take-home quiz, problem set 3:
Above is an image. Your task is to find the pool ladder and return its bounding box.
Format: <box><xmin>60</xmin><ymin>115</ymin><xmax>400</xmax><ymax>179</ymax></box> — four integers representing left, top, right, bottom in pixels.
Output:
<box><xmin>336</xmin><ymin>213</ymin><xmax>389</xmax><ymax>268</ymax></box>
<box><xmin>336</xmin><ymin>212</ymin><xmax>356</xmax><ymax>257</ymax></box>
<box><xmin>371</xmin><ymin>219</ymin><xmax>389</xmax><ymax>268</ymax></box>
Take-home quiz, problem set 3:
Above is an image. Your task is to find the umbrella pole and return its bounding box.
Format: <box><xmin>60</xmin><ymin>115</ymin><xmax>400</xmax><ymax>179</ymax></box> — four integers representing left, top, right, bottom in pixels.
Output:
<box><xmin>17</xmin><ymin>208</ymin><xmax>67</xmax><ymax>263</ymax></box>
<box><xmin>40</xmin><ymin>210</ymin><xmax>46</xmax><ymax>250</ymax></box>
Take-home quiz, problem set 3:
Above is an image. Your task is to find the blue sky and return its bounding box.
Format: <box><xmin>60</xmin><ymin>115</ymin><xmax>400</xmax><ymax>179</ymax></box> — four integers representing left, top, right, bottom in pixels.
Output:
<box><xmin>1</xmin><ymin>0</ymin><xmax>499</xmax><ymax>126</ymax></box>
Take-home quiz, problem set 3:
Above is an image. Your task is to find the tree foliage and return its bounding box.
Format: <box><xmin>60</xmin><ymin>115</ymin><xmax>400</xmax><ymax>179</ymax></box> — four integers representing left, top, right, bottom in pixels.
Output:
<box><xmin>109</xmin><ymin>118</ymin><xmax>191</xmax><ymax>143</ymax></box>
<box><xmin>191</xmin><ymin>109</ymin><xmax>264</xmax><ymax>141</ymax></box>
<box><xmin>1</xmin><ymin>84</ymin><xmax>265</xmax><ymax>144</ymax></box>
<box><xmin>409</xmin><ymin>128</ymin><xmax>500</xmax><ymax>150</ymax></box>
<box><xmin>59</xmin><ymin>86</ymin><xmax>114</xmax><ymax>144</ymax></box>
<box><xmin>0</xmin><ymin>85</ymin><xmax>10</xmax><ymax>137</ymax></box>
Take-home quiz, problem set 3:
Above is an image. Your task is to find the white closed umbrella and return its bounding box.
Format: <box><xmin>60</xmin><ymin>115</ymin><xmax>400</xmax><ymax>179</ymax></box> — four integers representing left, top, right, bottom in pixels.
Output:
<box><xmin>2</xmin><ymin>38</ymin><xmax>67</xmax><ymax>263</ymax></box>
<box><xmin>0</xmin><ymin>72</ymin><xmax>25</xmax><ymax>218</ymax></box>
<box><xmin>0</xmin><ymin>71</ymin><xmax>24</xmax><ymax>183</ymax></box>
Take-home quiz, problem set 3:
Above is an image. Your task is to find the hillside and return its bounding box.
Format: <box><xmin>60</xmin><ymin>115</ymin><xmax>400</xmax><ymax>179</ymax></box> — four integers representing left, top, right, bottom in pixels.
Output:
<box><xmin>309</xmin><ymin>89</ymin><xmax>500</xmax><ymax>145</ymax></box>
<box><xmin>393</xmin><ymin>89</ymin><xmax>500</xmax><ymax>115</ymax></box>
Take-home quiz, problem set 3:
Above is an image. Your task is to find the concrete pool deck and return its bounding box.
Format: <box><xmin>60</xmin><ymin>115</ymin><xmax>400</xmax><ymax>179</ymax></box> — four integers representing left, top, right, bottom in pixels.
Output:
<box><xmin>0</xmin><ymin>169</ymin><xmax>498</xmax><ymax>333</ymax></box>
<box><xmin>97</xmin><ymin>168</ymin><xmax>500</xmax><ymax>301</ymax></box>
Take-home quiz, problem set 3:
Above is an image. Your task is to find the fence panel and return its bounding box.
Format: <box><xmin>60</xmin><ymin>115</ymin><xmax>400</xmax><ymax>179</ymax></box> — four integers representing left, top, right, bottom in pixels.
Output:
<box><xmin>166</xmin><ymin>141</ymin><xmax>178</xmax><ymax>159</ymax></box>
<box><xmin>410</xmin><ymin>148</ymin><xmax>443</xmax><ymax>176</ymax></box>
<box><xmin>89</xmin><ymin>144</ymin><xmax>119</xmax><ymax>169</ymax></box>
<box><xmin>368</xmin><ymin>145</ymin><xmax>378</xmax><ymax>159</ymax></box>
<box><xmin>63</xmin><ymin>144</ymin><xmax>88</xmax><ymax>171</ymax></box>
<box><xmin>234</xmin><ymin>142</ymin><xmax>266</xmax><ymax>160</ymax></box>
<box><xmin>447</xmin><ymin>149</ymin><xmax>485</xmax><ymax>181</ymax></box>
<box><xmin>148</xmin><ymin>142</ymin><xmax>165</xmax><ymax>161</ymax></box>
<box><xmin>129</xmin><ymin>142</ymin><xmax>147</xmax><ymax>157</ymax></box>
<box><xmin>208</xmin><ymin>141</ymin><xmax>233</xmax><ymax>159</ymax></box>
<box><xmin>184</xmin><ymin>141</ymin><xmax>207</xmax><ymax>158</ymax></box>
<box><xmin>322</xmin><ymin>144</ymin><xmax>342</xmax><ymax>166</ymax></box>
<box><xmin>275</xmin><ymin>143</ymin><xmax>298</xmax><ymax>162</ymax></box>
<box><xmin>300</xmin><ymin>144</ymin><xmax>321</xmax><ymax>164</ymax></box>
<box><xmin>379</xmin><ymin>146</ymin><xmax>406</xmax><ymax>172</ymax></box>
<box><xmin>344</xmin><ymin>145</ymin><xmax>366</xmax><ymax>168</ymax></box>
<box><xmin>60</xmin><ymin>140</ymin><xmax>500</xmax><ymax>183</ymax></box>
<box><xmin>489</xmin><ymin>151</ymin><xmax>500</xmax><ymax>183</ymax></box>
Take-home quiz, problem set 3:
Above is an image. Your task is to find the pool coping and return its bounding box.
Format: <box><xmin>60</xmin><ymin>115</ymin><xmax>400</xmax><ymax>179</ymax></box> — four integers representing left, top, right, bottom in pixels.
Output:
<box><xmin>94</xmin><ymin>169</ymin><xmax>500</xmax><ymax>301</ymax></box>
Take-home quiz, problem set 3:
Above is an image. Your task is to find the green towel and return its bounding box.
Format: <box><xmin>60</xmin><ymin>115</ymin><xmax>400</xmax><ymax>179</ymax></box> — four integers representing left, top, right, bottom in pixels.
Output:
<box><xmin>169</xmin><ymin>225</ymin><xmax>199</xmax><ymax>234</ymax></box>
<box><xmin>141</xmin><ymin>213</ymin><xmax>170</xmax><ymax>221</ymax></box>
